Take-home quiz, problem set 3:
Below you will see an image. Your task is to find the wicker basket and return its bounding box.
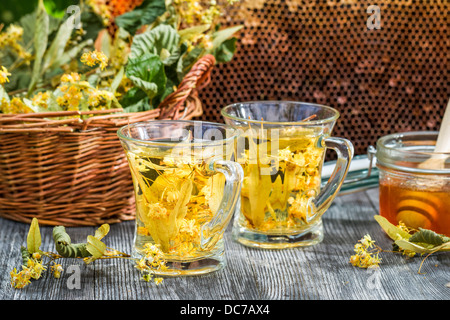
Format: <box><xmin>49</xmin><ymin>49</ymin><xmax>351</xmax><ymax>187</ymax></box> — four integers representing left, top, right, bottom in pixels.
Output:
<box><xmin>0</xmin><ymin>54</ymin><xmax>216</xmax><ymax>226</ymax></box>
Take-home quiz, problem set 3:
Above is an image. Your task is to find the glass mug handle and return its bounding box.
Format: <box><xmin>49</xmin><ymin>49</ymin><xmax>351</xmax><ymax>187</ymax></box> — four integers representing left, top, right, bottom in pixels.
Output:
<box><xmin>201</xmin><ymin>159</ymin><xmax>244</xmax><ymax>250</ymax></box>
<box><xmin>307</xmin><ymin>137</ymin><xmax>354</xmax><ymax>223</ymax></box>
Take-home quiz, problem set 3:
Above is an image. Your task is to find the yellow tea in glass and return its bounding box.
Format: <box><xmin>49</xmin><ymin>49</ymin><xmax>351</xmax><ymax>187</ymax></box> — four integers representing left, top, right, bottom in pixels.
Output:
<box><xmin>118</xmin><ymin>121</ymin><xmax>242</xmax><ymax>275</ymax></box>
<box><xmin>222</xmin><ymin>101</ymin><xmax>353</xmax><ymax>248</ymax></box>
<box><xmin>238</xmin><ymin>127</ymin><xmax>325</xmax><ymax>232</ymax></box>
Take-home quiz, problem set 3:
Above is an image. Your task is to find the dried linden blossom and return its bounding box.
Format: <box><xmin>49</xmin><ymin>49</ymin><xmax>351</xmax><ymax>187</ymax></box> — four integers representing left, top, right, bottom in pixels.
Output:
<box><xmin>0</xmin><ymin>66</ymin><xmax>11</xmax><ymax>84</ymax></box>
<box><xmin>135</xmin><ymin>243</ymin><xmax>167</xmax><ymax>285</ymax></box>
<box><xmin>80</xmin><ymin>50</ymin><xmax>109</xmax><ymax>70</ymax></box>
<box><xmin>10</xmin><ymin>257</ymin><xmax>47</xmax><ymax>289</ymax></box>
<box><xmin>0</xmin><ymin>25</ymin><xmax>32</xmax><ymax>62</ymax></box>
<box><xmin>349</xmin><ymin>234</ymin><xmax>382</xmax><ymax>269</ymax></box>
<box><xmin>55</xmin><ymin>70</ymin><xmax>116</xmax><ymax>112</ymax></box>
<box><xmin>1</xmin><ymin>50</ymin><xmax>115</xmax><ymax>115</ymax></box>
<box><xmin>10</xmin><ymin>218</ymin><xmax>158</xmax><ymax>289</ymax></box>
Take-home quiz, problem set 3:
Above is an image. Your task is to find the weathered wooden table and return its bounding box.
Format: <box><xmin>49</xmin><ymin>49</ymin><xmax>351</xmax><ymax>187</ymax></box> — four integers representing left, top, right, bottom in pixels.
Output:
<box><xmin>1</xmin><ymin>187</ymin><xmax>449</xmax><ymax>303</ymax></box>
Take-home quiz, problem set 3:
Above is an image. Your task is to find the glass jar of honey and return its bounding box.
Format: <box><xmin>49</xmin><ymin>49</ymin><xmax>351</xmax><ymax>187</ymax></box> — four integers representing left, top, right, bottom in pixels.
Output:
<box><xmin>376</xmin><ymin>131</ymin><xmax>450</xmax><ymax>236</ymax></box>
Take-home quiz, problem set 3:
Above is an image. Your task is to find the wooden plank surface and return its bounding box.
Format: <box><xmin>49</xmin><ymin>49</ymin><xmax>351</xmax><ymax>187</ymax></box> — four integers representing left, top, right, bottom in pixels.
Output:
<box><xmin>1</xmin><ymin>187</ymin><xmax>449</xmax><ymax>300</ymax></box>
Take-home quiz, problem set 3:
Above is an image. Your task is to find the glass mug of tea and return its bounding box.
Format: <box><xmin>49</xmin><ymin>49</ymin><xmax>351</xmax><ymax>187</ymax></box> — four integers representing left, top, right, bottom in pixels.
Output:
<box><xmin>117</xmin><ymin>120</ymin><xmax>243</xmax><ymax>275</ymax></box>
<box><xmin>221</xmin><ymin>101</ymin><xmax>354</xmax><ymax>248</ymax></box>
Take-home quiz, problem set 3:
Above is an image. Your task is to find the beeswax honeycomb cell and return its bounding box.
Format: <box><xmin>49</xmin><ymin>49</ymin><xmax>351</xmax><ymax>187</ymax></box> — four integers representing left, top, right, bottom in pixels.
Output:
<box><xmin>199</xmin><ymin>0</ymin><xmax>450</xmax><ymax>157</ymax></box>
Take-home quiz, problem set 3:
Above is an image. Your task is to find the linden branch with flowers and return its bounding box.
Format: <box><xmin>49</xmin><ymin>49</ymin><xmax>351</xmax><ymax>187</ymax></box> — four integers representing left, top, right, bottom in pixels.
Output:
<box><xmin>0</xmin><ymin>0</ymin><xmax>242</xmax><ymax>116</ymax></box>
<box><xmin>11</xmin><ymin>217</ymin><xmax>167</xmax><ymax>289</ymax></box>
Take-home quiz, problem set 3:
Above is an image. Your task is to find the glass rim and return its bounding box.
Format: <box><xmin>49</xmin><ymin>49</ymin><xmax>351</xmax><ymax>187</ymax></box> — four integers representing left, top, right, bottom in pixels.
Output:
<box><xmin>117</xmin><ymin>120</ymin><xmax>240</xmax><ymax>147</ymax></box>
<box><xmin>220</xmin><ymin>100</ymin><xmax>340</xmax><ymax>125</ymax></box>
<box><xmin>376</xmin><ymin>131</ymin><xmax>450</xmax><ymax>174</ymax></box>
<box><xmin>376</xmin><ymin>131</ymin><xmax>450</xmax><ymax>156</ymax></box>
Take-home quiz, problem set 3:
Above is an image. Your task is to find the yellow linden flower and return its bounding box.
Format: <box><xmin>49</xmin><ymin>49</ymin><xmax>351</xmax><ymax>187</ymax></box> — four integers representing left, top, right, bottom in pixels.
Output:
<box><xmin>137</xmin><ymin>226</ymin><xmax>150</xmax><ymax>236</ymax></box>
<box><xmin>87</xmin><ymin>89</ymin><xmax>114</xmax><ymax>109</ymax></box>
<box><xmin>3</xmin><ymin>97</ymin><xmax>33</xmax><ymax>114</ymax></box>
<box><xmin>10</xmin><ymin>268</ymin><xmax>31</xmax><ymax>289</ymax></box>
<box><xmin>350</xmin><ymin>234</ymin><xmax>382</xmax><ymax>268</ymax></box>
<box><xmin>31</xmin><ymin>91</ymin><xmax>50</xmax><ymax>109</ymax></box>
<box><xmin>60</xmin><ymin>72</ymin><xmax>81</xmax><ymax>83</ymax></box>
<box><xmin>0</xmin><ymin>25</ymin><xmax>32</xmax><ymax>62</ymax></box>
<box><xmin>0</xmin><ymin>66</ymin><xmax>11</xmax><ymax>84</ymax></box>
<box><xmin>143</xmin><ymin>243</ymin><xmax>164</xmax><ymax>258</ymax></box>
<box><xmin>201</xmin><ymin>34</ymin><xmax>214</xmax><ymax>50</ymax></box>
<box><xmin>135</xmin><ymin>242</ymin><xmax>166</xmax><ymax>284</ymax></box>
<box><xmin>56</xmin><ymin>85</ymin><xmax>83</xmax><ymax>110</ymax></box>
<box><xmin>0</xmin><ymin>98</ymin><xmax>9</xmax><ymax>113</ymax></box>
<box><xmin>87</xmin><ymin>89</ymin><xmax>102</xmax><ymax>107</ymax></box>
<box><xmin>179</xmin><ymin>219</ymin><xmax>199</xmax><ymax>237</ymax></box>
<box><xmin>360</xmin><ymin>234</ymin><xmax>376</xmax><ymax>248</ymax></box>
<box><xmin>5</xmin><ymin>24</ymin><xmax>23</xmax><ymax>40</ymax></box>
<box><xmin>26</xmin><ymin>258</ymin><xmax>47</xmax><ymax>280</ymax></box>
<box><xmin>278</xmin><ymin>147</ymin><xmax>293</xmax><ymax>162</ymax></box>
<box><xmin>85</xmin><ymin>0</ymin><xmax>112</xmax><ymax>26</ymax></box>
<box><xmin>147</xmin><ymin>202</ymin><xmax>170</xmax><ymax>220</ymax></box>
<box><xmin>31</xmin><ymin>252</ymin><xmax>41</xmax><ymax>260</ymax></box>
<box><xmin>50</xmin><ymin>263</ymin><xmax>63</xmax><ymax>279</ymax></box>
<box><xmin>141</xmin><ymin>273</ymin><xmax>152</xmax><ymax>282</ymax></box>
<box><xmin>80</xmin><ymin>50</ymin><xmax>108</xmax><ymax>70</ymax></box>
<box><xmin>287</xmin><ymin>195</ymin><xmax>312</xmax><ymax>222</ymax></box>
<box><xmin>135</xmin><ymin>259</ymin><xmax>148</xmax><ymax>271</ymax></box>
<box><xmin>201</xmin><ymin>5</ymin><xmax>221</xmax><ymax>24</ymax></box>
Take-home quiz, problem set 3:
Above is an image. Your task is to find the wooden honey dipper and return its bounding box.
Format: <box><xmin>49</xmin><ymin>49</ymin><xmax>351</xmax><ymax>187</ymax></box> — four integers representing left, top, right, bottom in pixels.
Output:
<box><xmin>396</xmin><ymin>98</ymin><xmax>450</xmax><ymax>230</ymax></box>
<box><xmin>418</xmin><ymin>98</ymin><xmax>450</xmax><ymax>169</ymax></box>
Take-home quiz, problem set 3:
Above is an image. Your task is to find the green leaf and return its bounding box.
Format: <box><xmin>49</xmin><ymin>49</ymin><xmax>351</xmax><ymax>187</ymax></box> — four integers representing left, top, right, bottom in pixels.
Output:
<box><xmin>53</xmin><ymin>226</ymin><xmax>91</xmax><ymax>258</ymax></box>
<box><xmin>128</xmin><ymin>76</ymin><xmax>159</xmax><ymax>98</ymax></box>
<box><xmin>50</xmin><ymin>38</ymin><xmax>93</xmax><ymax>70</ymax></box>
<box><xmin>394</xmin><ymin>239</ymin><xmax>436</xmax><ymax>255</ymax></box>
<box><xmin>42</xmin><ymin>9</ymin><xmax>79</xmax><ymax>72</ymax></box>
<box><xmin>0</xmin><ymin>85</ymin><xmax>10</xmax><ymax>103</ymax></box>
<box><xmin>109</xmin><ymin>66</ymin><xmax>124</xmax><ymax>94</ymax></box>
<box><xmin>28</xmin><ymin>0</ymin><xmax>50</xmax><ymax>96</ymax></box>
<box><xmin>409</xmin><ymin>228</ymin><xmax>450</xmax><ymax>246</ymax></box>
<box><xmin>130</xmin><ymin>24</ymin><xmax>180</xmax><ymax>66</ymax></box>
<box><xmin>119</xmin><ymin>86</ymin><xmax>151</xmax><ymax>112</ymax></box>
<box><xmin>19</xmin><ymin>10</ymin><xmax>60</xmax><ymax>51</ymax></box>
<box><xmin>21</xmin><ymin>246</ymin><xmax>32</xmax><ymax>266</ymax></box>
<box><xmin>178</xmin><ymin>24</ymin><xmax>211</xmax><ymax>43</ymax></box>
<box><xmin>22</xmin><ymin>97</ymin><xmax>48</xmax><ymax>113</ymax></box>
<box><xmin>374</xmin><ymin>215</ymin><xmax>411</xmax><ymax>241</ymax></box>
<box><xmin>120</xmin><ymin>92</ymin><xmax>151</xmax><ymax>112</ymax></box>
<box><xmin>27</xmin><ymin>218</ymin><xmax>41</xmax><ymax>254</ymax></box>
<box><xmin>211</xmin><ymin>25</ymin><xmax>243</xmax><ymax>51</ymax></box>
<box><xmin>46</xmin><ymin>89</ymin><xmax>64</xmax><ymax>112</ymax></box>
<box><xmin>94</xmin><ymin>224</ymin><xmax>110</xmax><ymax>241</ymax></box>
<box><xmin>86</xmin><ymin>235</ymin><xmax>106</xmax><ymax>259</ymax></box>
<box><xmin>213</xmin><ymin>37</ymin><xmax>238</xmax><ymax>63</ymax></box>
<box><xmin>122</xmin><ymin>97</ymin><xmax>151</xmax><ymax>113</ymax></box>
<box><xmin>114</xmin><ymin>0</ymin><xmax>166</xmax><ymax>34</ymax></box>
<box><xmin>125</xmin><ymin>53</ymin><xmax>166</xmax><ymax>100</ymax></box>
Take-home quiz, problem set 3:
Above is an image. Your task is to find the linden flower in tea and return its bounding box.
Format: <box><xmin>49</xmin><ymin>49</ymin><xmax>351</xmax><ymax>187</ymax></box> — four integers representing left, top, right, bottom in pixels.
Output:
<box><xmin>126</xmin><ymin>149</ymin><xmax>225</xmax><ymax>258</ymax></box>
<box><xmin>239</xmin><ymin>127</ymin><xmax>325</xmax><ymax>232</ymax></box>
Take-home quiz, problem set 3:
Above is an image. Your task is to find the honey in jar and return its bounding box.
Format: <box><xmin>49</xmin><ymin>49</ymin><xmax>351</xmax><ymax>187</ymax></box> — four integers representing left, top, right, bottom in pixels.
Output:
<box><xmin>379</xmin><ymin>169</ymin><xmax>450</xmax><ymax>236</ymax></box>
<box><xmin>376</xmin><ymin>132</ymin><xmax>450</xmax><ymax>237</ymax></box>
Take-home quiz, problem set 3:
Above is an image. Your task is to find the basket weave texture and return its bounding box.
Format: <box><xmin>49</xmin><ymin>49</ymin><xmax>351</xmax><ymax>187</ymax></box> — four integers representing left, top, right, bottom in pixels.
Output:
<box><xmin>0</xmin><ymin>54</ymin><xmax>215</xmax><ymax>226</ymax></box>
